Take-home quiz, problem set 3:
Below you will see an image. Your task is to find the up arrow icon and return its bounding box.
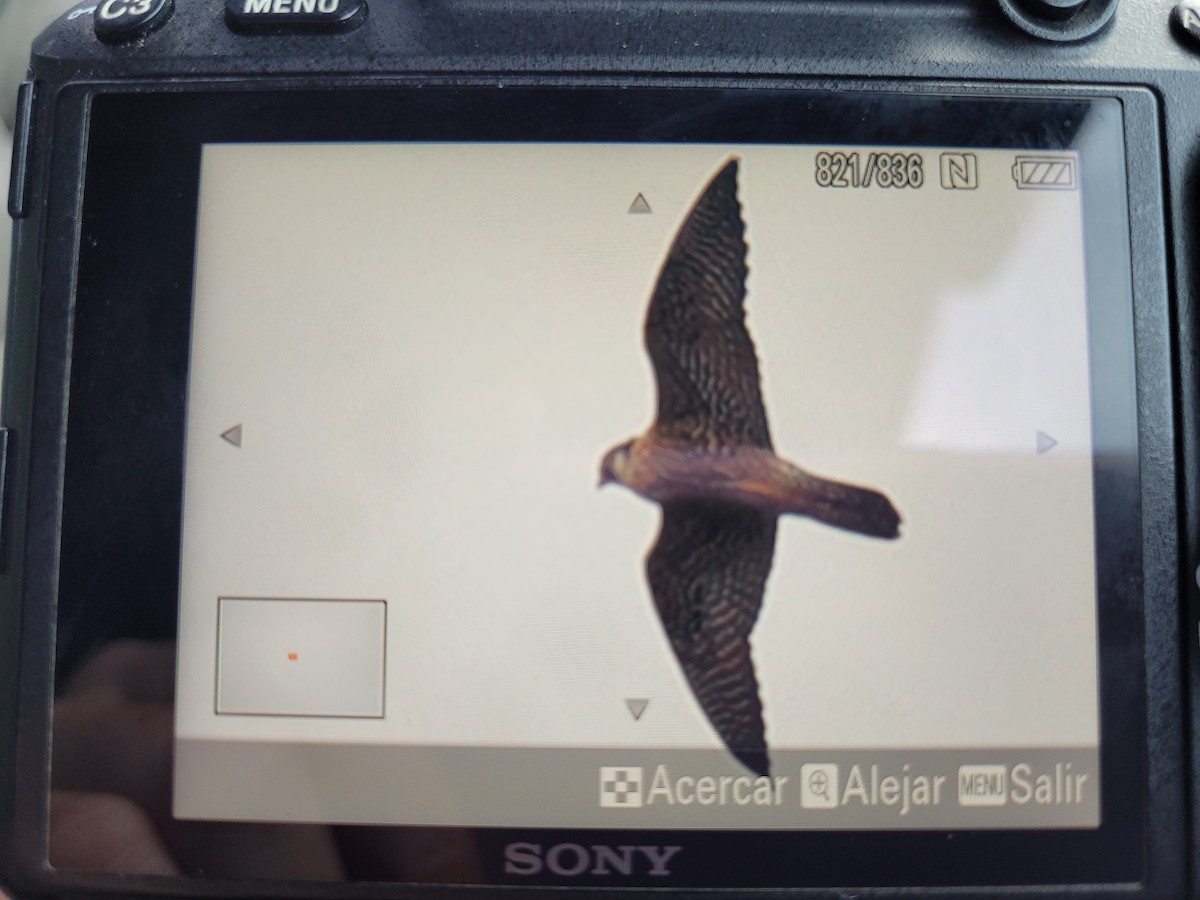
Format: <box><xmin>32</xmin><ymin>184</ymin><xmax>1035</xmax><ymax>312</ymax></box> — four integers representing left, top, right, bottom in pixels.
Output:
<box><xmin>628</xmin><ymin>193</ymin><xmax>652</xmax><ymax>215</ymax></box>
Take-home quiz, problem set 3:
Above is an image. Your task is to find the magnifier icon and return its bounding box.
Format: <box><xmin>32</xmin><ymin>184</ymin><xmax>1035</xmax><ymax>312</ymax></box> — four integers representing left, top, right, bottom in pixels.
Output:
<box><xmin>808</xmin><ymin>770</ymin><xmax>830</xmax><ymax>801</ymax></box>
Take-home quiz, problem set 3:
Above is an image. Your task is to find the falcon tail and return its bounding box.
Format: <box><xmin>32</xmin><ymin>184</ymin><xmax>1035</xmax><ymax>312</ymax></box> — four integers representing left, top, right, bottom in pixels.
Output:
<box><xmin>784</xmin><ymin>474</ymin><xmax>901</xmax><ymax>539</ymax></box>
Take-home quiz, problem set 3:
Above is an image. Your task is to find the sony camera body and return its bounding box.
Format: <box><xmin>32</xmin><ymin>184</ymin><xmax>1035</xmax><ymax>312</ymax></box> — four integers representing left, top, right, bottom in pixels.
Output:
<box><xmin>2</xmin><ymin>0</ymin><xmax>1198</xmax><ymax>896</ymax></box>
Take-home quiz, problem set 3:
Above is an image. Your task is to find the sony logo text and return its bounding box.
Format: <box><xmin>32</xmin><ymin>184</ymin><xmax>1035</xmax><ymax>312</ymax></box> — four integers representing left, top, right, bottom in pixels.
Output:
<box><xmin>504</xmin><ymin>843</ymin><xmax>682</xmax><ymax>877</ymax></box>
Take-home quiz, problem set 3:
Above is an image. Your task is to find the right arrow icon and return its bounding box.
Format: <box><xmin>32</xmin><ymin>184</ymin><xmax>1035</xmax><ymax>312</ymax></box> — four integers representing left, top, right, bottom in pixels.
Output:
<box><xmin>1036</xmin><ymin>431</ymin><xmax>1057</xmax><ymax>455</ymax></box>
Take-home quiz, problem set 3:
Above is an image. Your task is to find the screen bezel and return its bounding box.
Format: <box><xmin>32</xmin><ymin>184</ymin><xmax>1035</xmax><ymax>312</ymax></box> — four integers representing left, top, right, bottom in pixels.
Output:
<box><xmin>49</xmin><ymin>84</ymin><xmax>1144</xmax><ymax>890</ymax></box>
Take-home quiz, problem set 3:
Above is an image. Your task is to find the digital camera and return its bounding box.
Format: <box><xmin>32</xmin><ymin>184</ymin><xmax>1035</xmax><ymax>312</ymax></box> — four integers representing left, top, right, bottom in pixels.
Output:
<box><xmin>1</xmin><ymin>0</ymin><xmax>1196</xmax><ymax>896</ymax></box>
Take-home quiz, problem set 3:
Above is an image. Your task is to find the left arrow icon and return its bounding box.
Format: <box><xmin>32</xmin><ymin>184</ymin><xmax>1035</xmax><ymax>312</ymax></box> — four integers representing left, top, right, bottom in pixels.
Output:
<box><xmin>221</xmin><ymin>425</ymin><xmax>243</xmax><ymax>447</ymax></box>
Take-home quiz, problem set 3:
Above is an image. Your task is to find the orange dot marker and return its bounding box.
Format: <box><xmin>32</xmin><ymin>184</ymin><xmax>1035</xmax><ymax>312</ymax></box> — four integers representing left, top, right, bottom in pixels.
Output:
<box><xmin>287</xmin><ymin>652</ymin><xmax>299</xmax><ymax>661</ymax></box>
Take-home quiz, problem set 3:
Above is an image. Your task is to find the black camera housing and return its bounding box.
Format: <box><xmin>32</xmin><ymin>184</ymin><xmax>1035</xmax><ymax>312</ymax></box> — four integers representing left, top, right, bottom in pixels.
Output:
<box><xmin>1</xmin><ymin>0</ymin><xmax>1196</xmax><ymax>897</ymax></box>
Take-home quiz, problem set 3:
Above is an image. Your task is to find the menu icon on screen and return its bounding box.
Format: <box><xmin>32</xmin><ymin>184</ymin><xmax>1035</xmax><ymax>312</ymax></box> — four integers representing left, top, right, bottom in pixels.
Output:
<box><xmin>958</xmin><ymin>765</ymin><xmax>1008</xmax><ymax>807</ymax></box>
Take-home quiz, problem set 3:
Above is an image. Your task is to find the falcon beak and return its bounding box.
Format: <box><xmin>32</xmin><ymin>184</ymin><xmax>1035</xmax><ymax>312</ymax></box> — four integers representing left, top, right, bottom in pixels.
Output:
<box><xmin>599</xmin><ymin>441</ymin><xmax>634</xmax><ymax>488</ymax></box>
<box><xmin>598</xmin><ymin>459</ymin><xmax>618</xmax><ymax>488</ymax></box>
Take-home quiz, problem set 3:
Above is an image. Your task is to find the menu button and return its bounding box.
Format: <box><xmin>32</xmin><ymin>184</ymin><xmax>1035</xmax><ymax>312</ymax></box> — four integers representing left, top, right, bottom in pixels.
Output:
<box><xmin>226</xmin><ymin>0</ymin><xmax>367</xmax><ymax>33</ymax></box>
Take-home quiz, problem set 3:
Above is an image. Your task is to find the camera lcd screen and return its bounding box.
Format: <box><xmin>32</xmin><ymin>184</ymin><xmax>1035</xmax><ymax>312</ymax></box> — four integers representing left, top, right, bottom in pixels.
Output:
<box><xmin>57</xmin><ymin>87</ymin><xmax>1141</xmax><ymax>888</ymax></box>
<box><xmin>174</xmin><ymin>140</ymin><xmax>1105</xmax><ymax>830</ymax></box>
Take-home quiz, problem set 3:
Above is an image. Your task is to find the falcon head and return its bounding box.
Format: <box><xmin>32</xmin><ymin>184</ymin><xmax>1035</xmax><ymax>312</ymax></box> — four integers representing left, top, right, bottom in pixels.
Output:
<box><xmin>598</xmin><ymin>439</ymin><xmax>636</xmax><ymax>488</ymax></box>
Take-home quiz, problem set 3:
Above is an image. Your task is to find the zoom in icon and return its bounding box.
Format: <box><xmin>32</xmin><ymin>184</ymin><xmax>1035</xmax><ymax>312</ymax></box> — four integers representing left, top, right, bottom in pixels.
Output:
<box><xmin>800</xmin><ymin>763</ymin><xmax>840</xmax><ymax>809</ymax></box>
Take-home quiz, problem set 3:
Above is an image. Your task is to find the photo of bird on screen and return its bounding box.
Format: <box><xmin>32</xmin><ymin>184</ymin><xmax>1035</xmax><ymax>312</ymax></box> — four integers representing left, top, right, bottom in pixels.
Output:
<box><xmin>598</xmin><ymin>158</ymin><xmax>903</xmax><ymax>777</ymax></box>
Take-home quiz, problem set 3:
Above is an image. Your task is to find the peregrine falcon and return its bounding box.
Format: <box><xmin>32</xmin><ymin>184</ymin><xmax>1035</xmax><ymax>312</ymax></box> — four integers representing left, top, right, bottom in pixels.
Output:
<box><xmin>599</xmin><ymin>158</ymin><xmax>902</xmax><ymax>777</ymax></box>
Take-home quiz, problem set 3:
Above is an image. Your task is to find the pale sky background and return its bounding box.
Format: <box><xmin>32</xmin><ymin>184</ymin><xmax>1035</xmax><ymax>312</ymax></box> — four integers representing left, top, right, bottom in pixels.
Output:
<box><xmin>176</xmin><ymin>143</ymin><xmax>1099</xmax><ymax>753</ymax></box>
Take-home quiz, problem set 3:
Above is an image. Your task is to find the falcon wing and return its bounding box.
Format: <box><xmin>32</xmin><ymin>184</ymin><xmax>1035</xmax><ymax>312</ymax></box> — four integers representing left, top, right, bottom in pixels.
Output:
<box><xmin>646</xmin><ymin>498</ymin><xmax>777</xmax><ymax>776</ymax></box>
<box><xmin>645</xmin><ymin>158</ymin><xmax>772</xmax><ymax>451</ymax></box>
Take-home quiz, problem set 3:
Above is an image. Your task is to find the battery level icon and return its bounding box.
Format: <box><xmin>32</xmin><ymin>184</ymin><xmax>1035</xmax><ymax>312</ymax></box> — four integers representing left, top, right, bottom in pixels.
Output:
<box><xmin>1011</xmin><ymin>155</ymin><xmax>1077</xmax><ymax>191</ymax></box>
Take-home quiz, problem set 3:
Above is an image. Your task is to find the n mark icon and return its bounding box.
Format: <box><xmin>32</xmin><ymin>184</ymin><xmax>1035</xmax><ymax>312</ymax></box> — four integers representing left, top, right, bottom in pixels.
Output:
<box><xmin>939</xmin><ymin>152</ymin><xmax>979</xmax><ymax>190</ymax></box>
